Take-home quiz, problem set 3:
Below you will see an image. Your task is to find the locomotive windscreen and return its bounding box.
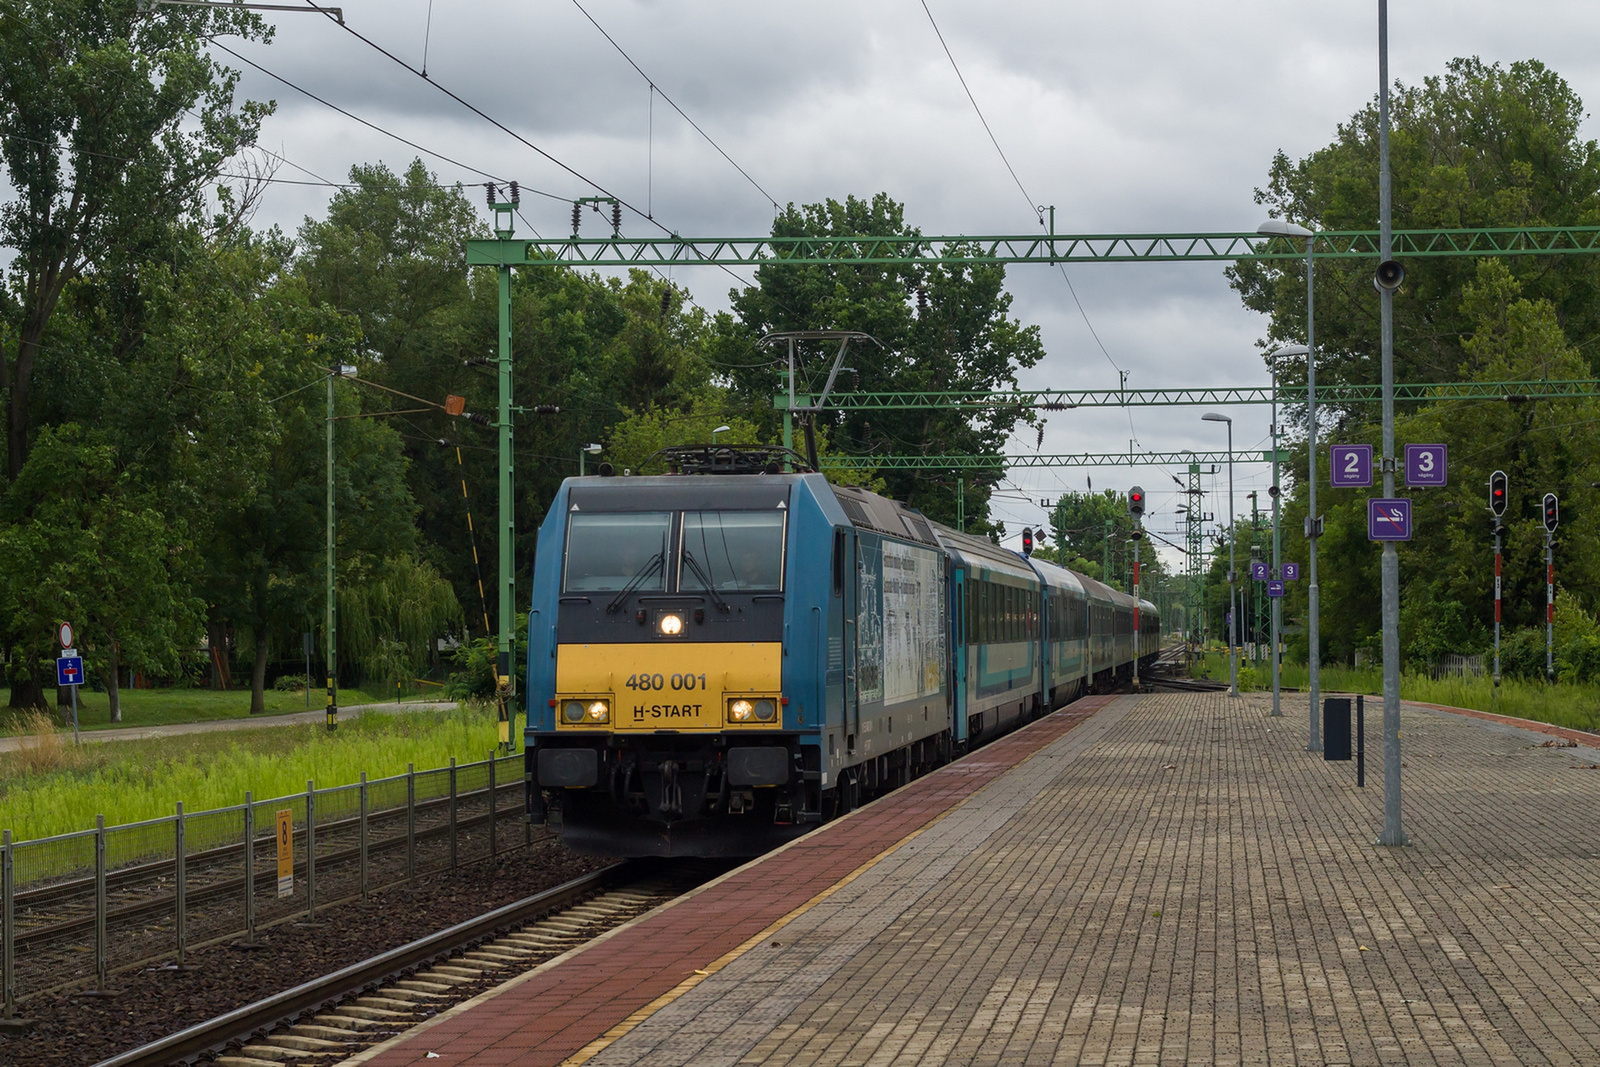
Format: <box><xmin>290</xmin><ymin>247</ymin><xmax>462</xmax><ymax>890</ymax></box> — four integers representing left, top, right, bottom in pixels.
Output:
<box><xmin>679</xmin><ymin>511</ymin><xmax>786</xmax><ymax>593</ymax></box>
<box><xmin>563</xmin><ymin>512</ymin><xmax>671</xmax><ymax>592</ymax></box>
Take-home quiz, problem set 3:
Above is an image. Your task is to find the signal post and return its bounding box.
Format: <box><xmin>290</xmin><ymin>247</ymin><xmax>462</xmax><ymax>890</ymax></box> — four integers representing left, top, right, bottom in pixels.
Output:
<box><xmin>1544</xmin><ymin>493</ymin><xmax>1560</xmax><ymax>682</ymax></box>
<box><xmin>1489</xmin><ymin>471</ymin><xmax>1507</xmax><ymax>694</ymax></box>
<box><xmin>1129</xmin><ymin>487</ymin><xmax>1145</xmax><ymax>691</ymax></box>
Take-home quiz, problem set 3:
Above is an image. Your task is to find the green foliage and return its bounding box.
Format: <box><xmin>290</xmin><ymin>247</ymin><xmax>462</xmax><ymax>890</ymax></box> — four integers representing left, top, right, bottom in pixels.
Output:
<box><xmin>0</xmin><ymin>0</ymin><xmax>273</xmax><ymax>475</ymax></box>
<box><xmin>1042</xmin><ymin>490</ymin><xmax>1170</xmax><ymax>592</ymax></box>
<box><xmin>719</xmin><ymin>193</ymin><xmax>1045</xmax><ymax>532</ymax></box>
<box><xmin>603</xmin><ymin>402</ymin><xmax>766</xmax><ymax>474</ymax></box>
<box><xmin>1232</xmin><ymin>57</ymin><xmax>1600</xmax><ymax>399</ymax></box>
<box><xmin>339</xmin><ymin>554</ymin><xmax>461</xmax><ymax>686</ymax></box>
<box><xmin>0</xmin><ymin>425</ymin><xmax>201</xmax><ymax>717</ymax></box>
<box><xmin>1234</xmin><ymin>60</ymin><xmax>1600</xmax><ymax>678</ymax></box>
<box><xmin>447</xmin><ymin>612</ymin><xmax>528</xmax><ymax>700</ymax></box>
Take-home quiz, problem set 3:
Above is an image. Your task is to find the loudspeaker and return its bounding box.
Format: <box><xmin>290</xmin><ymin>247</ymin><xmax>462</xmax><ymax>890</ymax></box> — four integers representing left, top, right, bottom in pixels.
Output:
<box><xmin>1373</xmin><ymin>259</ymin><xmax>1405</xmax><ymax>292</ymax></box>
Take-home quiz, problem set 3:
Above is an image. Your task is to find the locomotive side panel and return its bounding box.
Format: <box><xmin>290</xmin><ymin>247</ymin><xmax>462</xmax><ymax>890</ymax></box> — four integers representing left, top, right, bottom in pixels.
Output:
<box><xmin>845</xmin><ymin>531</ymin><xmax>949</xmax><ymax>762</ymax></box>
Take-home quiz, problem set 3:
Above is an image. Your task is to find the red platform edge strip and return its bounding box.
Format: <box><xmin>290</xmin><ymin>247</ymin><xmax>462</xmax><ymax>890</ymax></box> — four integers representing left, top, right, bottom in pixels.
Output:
<box><xmin>1410</xmin><ymin>700</ymin><xmax>1600</xmax><ymax>749</ymax></box>
<box><xmin>367</xmin><ymin>695</ymin><xmax>1119</xmax><ymax>1066</ymax></box>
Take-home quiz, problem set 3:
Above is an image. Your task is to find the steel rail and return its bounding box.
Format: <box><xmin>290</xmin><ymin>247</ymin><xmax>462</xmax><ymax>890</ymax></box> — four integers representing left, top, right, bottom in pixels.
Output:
<box><xmin>91</xmin><ymin>861</ymin><xmax>633</xmax><ymax>1067</ymax></box>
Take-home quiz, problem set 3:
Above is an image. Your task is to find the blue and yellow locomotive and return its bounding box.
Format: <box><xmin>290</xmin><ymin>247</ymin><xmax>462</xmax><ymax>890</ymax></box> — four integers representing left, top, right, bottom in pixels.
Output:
<box><xmin>525</xmin><ymin>448</ymin><xmax>1158</xmax><ymax>857</ymax></box>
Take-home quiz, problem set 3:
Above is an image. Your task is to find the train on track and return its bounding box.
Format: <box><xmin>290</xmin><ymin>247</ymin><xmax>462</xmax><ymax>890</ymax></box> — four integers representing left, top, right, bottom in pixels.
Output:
<box><xmin>524</xmin><ymin>446</ymin><xmax>1159</xmax><ymax>857</ymax></box>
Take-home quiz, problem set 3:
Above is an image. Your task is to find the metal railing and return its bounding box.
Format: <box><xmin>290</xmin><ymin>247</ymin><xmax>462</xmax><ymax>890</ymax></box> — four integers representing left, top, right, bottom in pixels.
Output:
<box><xmin>0</xmin><ymin>751</ymin><xmax>529</xmax><ymax>1014</ymax></box>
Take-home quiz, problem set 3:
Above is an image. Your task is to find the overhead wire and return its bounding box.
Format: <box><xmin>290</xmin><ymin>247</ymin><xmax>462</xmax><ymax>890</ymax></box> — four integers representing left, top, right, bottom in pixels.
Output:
<box><xmin>289</xmin><ymin>0</ymin><xmax>789</xmax><ymax>330</ymax></box>
<box><xmin>298</xmin><ymin>0</ymin><xmax>658</xmax><ymax>227</ymax></box>
<box><xmin>918</xmin><ymin>0</ymin><xmax>1136</xmax><ymax>444</ymax></box>
<box><xmin>207</xmin><ymin>38</ymin><xmax>556</xmax><ymax>194</ymax></box>
<box><xmin>567</xmin><ymin>0</ymin><xmax>779</xmax><ymax>213</ymax></box>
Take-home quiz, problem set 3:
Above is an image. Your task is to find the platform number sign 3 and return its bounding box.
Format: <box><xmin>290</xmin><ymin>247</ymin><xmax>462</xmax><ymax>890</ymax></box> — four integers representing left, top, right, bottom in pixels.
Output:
<box><xmin>1405</xmin><ymin>444</ymin><xmax>1448</xmax><ymax>488</ymax></box>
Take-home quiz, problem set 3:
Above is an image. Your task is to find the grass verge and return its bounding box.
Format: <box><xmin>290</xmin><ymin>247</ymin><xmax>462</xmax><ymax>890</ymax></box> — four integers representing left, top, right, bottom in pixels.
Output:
<box><xmin>0</xmin><ymin>705</ymin><xmax>506</xmax><ymax>842</ymax></box>
<box><xmin>0</xmin><ymin>683</ymin><xmax>435</xmax><ymax>735</ymax></box>
<box><xmin>1196</xmin><ymin>652</ymin><xmax>1600</xmax><ymax>732</ymax></box>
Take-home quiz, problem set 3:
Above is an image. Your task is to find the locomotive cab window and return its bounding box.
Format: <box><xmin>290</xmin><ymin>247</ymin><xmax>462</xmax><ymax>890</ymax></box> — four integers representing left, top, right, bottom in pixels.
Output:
<box><xmin>563</xmin><ymin>511</ymin><xmax>672</xmax><ymax>592</ymax></box>
<box><xmin>680</xmin><ymin>510</ymin><xmax>786</xmax><ymax>593</ymax></box>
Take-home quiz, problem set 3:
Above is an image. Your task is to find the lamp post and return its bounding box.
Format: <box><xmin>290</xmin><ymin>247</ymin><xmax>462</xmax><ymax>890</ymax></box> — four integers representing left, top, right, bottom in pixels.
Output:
<box><xmin>1202</xmin><ymin>412</ymin><xmax>1237</xmax><ymax>697</ymax></box>
<box><xmin>1374</xmin><ymin>0</ymin><xmax>1406</xmax><ymax>847</ymax></box>
<box><xmin>579</xmin><ymin>443</ymin><xmax>602</xmax><ymax>476</ymax></box>
<box><xmin>711</xmin><ymin>424</ymin><xmax>732</xmax><ymax>444</ymax></box>
<box><xmin>1260</xmin><ymin>216</ymin><xmax>1319</xmax><ymax>745</ymax></box>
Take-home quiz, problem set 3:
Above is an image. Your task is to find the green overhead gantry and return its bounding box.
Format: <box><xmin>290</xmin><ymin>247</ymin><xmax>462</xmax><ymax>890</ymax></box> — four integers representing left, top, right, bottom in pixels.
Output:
<box><xmin>470</xmin><ymin>218</ymin><xmax>1600</xmax><ymax>752</ymax></box>
<box><xmin>817</xmin><ymin>450</ymin><xmax>1286</xmax><ymax>471</ymax></box>
<box><xmin>465</xmin><ymin>225</ymin><xmax>1600</xmax><ymax>269</ymax></box>
<box><xmin>773</xmin><ymin>379</ymin><xmax>1600</xmax><ymax>413</ymax></box>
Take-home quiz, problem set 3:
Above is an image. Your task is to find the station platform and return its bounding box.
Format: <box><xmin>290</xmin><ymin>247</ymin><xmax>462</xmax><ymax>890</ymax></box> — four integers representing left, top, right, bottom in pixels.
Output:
<box><xmin>353</xmin><ymin>690</ymin><xmax>1600</xmax><ymax>1066</ymax></box>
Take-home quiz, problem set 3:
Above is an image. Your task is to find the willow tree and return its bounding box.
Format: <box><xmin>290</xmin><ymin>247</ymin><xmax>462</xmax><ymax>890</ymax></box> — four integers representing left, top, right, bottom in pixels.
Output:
<box><xmin>339</xmin><ymin>555</ymin><xmax>463</xmax><ymax>689</ymax></box>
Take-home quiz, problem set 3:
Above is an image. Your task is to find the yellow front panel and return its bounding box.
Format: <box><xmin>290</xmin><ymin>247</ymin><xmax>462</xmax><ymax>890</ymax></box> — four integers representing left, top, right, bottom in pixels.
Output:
<box><xmin>556</xmin><ymin>642</ymin><xmax>782</xmax><ymax>731</ymax></box>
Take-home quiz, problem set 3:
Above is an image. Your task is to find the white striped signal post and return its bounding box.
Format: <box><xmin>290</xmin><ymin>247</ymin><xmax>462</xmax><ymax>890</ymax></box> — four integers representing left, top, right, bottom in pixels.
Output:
<box><xmin>1489</xmin><ymin>471</ymin><xmax>1507</xmax><ymax>692</ymax></box>
<box><xmin>1544</xmin><ymin>493</ymin><xmax>1560</xmax><ymax>682</ymax></box>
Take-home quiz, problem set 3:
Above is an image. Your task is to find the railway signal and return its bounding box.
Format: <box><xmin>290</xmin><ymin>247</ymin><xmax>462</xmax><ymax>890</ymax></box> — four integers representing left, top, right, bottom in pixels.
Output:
<box><xmin>1489</xmin><ymin>470</ymin><xmax>1507</xmax><ymax>691</ymax></box>
<box><xmin>1543</xmin><ymin>492</ymin><xmax>1560</xmax><ymax>532</ymax></box>
<box><xmin>1021</xmin><ymin>527</ymin><xmax>1034</xmax><ymax>557</ymax></box>
<box><xmin>1127</xmin><ymin>487</ymin><xmax>1145</xmax><ymax>690</ymax></box>
<box><xmin>1489</xmin><ymin>470</ymin><xmax>1507</xmax><ymax>518</ymax></box>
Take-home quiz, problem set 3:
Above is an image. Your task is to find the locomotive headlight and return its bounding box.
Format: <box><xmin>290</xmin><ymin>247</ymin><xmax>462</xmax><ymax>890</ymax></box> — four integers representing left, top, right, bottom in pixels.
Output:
<box><xmin>586</xmin><ymin>699</ymin><xmax>611</xmax><ymax>723</ymax></box>
<box><xmin>728</xmin><ymin>698</ymin><xmax>754</xmax><ymax>722</ymax></box>
<box><xmin>657</xmin><ymin>612</ymin><xmax>684</xmax><ymax>636</ymax></box>
<box><xmin>753</xmin><ymin>698</ymin><xmax>777</xmax><ymax>722</ymax></box>
<box><xmin>561</xmin><ymin>700</ymin><xmax>585</xmax><ymax>724</ymax></box>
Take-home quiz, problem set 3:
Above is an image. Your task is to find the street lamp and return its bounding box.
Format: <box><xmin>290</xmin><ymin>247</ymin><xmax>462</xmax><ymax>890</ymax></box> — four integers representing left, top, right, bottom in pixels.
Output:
<box><xmin>1202</xmin><ymin>412</ymin><xmax>1238</xmax><ymax>697</ymax></box>
<box><xmin>711</xmin><ymin>424</ymin><xmax>732</xmax><ymax>444</ymax></box>
<box><xmin>579</xmin><ymin>442</ymin><xmax>602</xmax><ymax>476</ymax></box>
<box><xmin>1269</xmin><ymin>345</ymin><xmax>1313</xmax><ymax>740</ymax></box>
<box><xmin>1261</xmin><ymin>215</ymin><xmax>1320</xmax><ymax>747</ymax></box>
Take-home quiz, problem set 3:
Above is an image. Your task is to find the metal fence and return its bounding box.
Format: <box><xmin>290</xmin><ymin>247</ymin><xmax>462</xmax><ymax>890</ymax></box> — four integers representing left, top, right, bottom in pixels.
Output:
<box><xmin>0</xmin><ymin>751</ymin><xmax>528</xmax><ymax>1015</ymax></box>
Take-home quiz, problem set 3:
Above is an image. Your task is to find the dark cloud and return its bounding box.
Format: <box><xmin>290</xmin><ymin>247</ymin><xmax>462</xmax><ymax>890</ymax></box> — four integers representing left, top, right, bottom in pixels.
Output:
<box><xmin>201</xmin><ymin>0</ymin><xmax>1600</xmax><ymax>554</ymax></box>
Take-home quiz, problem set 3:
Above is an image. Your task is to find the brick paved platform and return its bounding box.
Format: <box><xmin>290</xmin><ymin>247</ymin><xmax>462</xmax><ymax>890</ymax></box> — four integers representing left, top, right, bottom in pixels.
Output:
<box><xmin>354</xmin><ymin>692</ymin><xmax>1600</xmax><ymax>1066</ymax></box>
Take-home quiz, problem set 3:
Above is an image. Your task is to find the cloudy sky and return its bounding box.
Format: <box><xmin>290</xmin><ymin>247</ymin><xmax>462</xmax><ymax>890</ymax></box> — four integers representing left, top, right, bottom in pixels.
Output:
<box><xmin>214</xmin><ymin>0</ymin><xmax>1600</xmax><ymax>562</ymax></box>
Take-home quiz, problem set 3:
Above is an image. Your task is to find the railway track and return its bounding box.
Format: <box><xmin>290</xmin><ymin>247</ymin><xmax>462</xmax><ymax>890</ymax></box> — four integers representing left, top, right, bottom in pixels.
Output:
<box><xmin>91</xmin><ymin>860</ymin><xmax>721</xmax><ymax>1067</ymax></box>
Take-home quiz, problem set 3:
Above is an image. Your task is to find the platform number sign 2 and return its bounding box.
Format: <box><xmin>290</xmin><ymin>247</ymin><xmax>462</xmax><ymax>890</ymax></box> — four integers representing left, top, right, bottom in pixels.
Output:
<box><xmin>1330</xmin><ymin>444</ymin><xmax>1373</xmax><ymax>488</ymax></box>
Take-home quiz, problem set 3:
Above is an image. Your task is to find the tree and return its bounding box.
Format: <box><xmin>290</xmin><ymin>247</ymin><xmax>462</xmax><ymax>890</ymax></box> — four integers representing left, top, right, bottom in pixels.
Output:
<box><xmin>1268</xmin><ymin>260</ymin><xmax>1600</xmax><ymax>668</ymax></box>
<box><xmin>720</xmin><ymin>194</ymin><xmax>1045</xmax><ymax>531</ymax></box>
<box><xmin>294</xmin><ymin>166</ymin><xmax>729</xmax><ymax>633</ymax></box>
<box><xmin>0</xmin><ymin>0</ymin><xmax>271</xmax><ymax>477</ymax></box>
<box><xmin>0</xmin><ymin>425</ymin><xmax>200</xmax><ymax>718</ymax></box>
<box><xmin>0</xmin><ymin>1</ymin><xmax>271</xmax><ymax>706</ymax></box>
<box><xmin>1231</xmin><ymin>58</ymin><xmax>1600</xmax><ymax>426</ymax></box>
